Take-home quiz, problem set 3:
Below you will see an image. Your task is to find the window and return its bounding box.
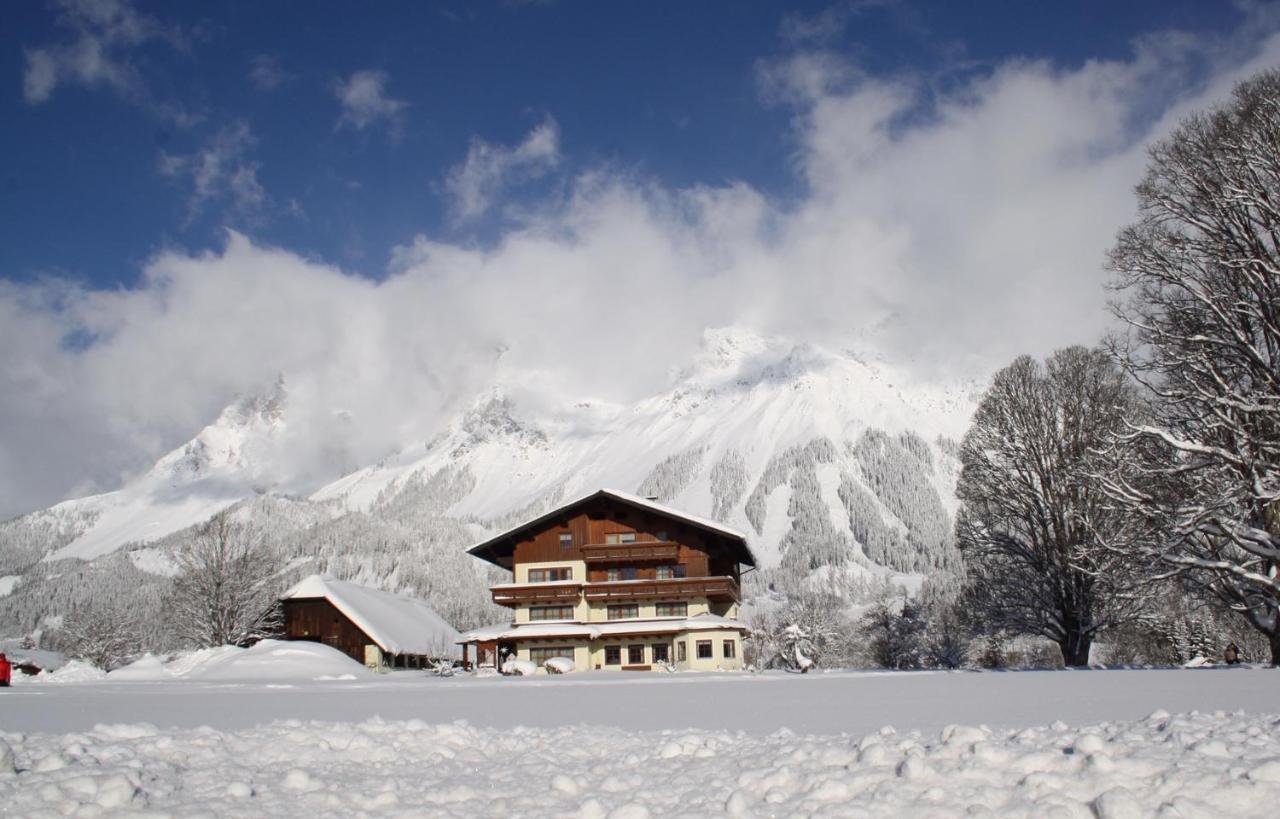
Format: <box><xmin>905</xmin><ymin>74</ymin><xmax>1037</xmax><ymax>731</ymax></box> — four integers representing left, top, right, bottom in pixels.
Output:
<box><xmin>606</xmin><ymin>566</ymin><xmax>636</xmax><ymax>581</ymax></box>
<box><xmin>652</xmin><ymin>644</ymin><xmax>670</xmax><ymax>663</ymax></box>
<box><xmin>656</xmin><ymin>530</ymin><xmax>668</xmax><ymax>542</ymax></box>
<box><xmin>655</xmin><ymin>601</ymin><xmax>687</xmax><ymax>617</ymax></box>
<box><xmin>527</xmin><ymin>567</ymin><xmax>573</xmax><ymax>583</ymax></box>
<box><xmin>529</xmin><ymin>605</ymin><xmax>574</xmax><ymax>621</ymax></box>
<box><xmin>656</xmin><ymin>565</ymin><xmax>680</xmax><ymax>580</ymax></box>
<box><xmin>607</xmin><ymin>604</ymin><xmax>639</xmax><ymax>620</ymax></box>
<box><xmin>605</xmin><ymin>645</ymin><xmax>622</xmax><ymax>665</ymax></box>
<box><xmin>559</xmin><ymin>532</ymin><xmax>573</xmax><ymax>549</ymax></box>
<box><xmin>697</xmin><ymin>640</ymin><xmax>713</xmax><ymax>659</ymax></box>
<box><xmin>677</xmin><ymin>642</ymin><xmax>687</xmax><ymax>662</ymax></box>
<box><xmin>605</xmin><ymin>532</ymin><xmax>637</xmax><ymax>544</ymax></box>
<box><xmin>529</xmin><ymin>646</ymin><xmax>575</xmax><ymax>665</ymax></box>
<box><xmin>628</xmin><ymin>644</ymin><xmax>645</xmax><ymax>664</ymax></box>
<box><xmin>723</xmin><ymin>640</ymin><xmax>736</xmax><ymax>659</ymax></box>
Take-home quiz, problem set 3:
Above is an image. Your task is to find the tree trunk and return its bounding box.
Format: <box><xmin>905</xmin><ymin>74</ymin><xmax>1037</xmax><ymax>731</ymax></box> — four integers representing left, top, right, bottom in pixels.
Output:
<box><xmin>1058</xmin><ymin>631</ymin><xmax>1092</xmax><ymax>667</ymax></box>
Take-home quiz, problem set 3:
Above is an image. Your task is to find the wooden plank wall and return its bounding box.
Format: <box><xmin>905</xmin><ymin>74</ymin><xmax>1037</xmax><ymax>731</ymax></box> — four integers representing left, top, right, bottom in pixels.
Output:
<box><xmin>282</xmin><ymin>598</ymin><xmax>373</xmax><ymax>664</ymax></box>
<box><xmin>510</xmin><ymin>498</ymin><xmax>740</xmax><ymax>582</ymax></box>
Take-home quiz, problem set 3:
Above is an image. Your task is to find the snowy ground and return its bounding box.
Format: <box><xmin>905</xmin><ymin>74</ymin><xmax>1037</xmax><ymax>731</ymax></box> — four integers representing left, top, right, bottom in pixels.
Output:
<box><xmin>2</xmin><ymin>658</ymin><xmax>1278</xmax><ymax>816</ymax></box>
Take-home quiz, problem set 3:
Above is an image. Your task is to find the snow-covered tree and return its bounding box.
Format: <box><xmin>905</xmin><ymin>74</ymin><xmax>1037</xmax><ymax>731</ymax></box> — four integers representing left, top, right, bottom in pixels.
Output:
<box><xmin>750</xmin><ymin>592</ymin><xmax>851</xmax><ymax>670</ymax></box>
<box><xmin>163</xmin><ymin>513</ymin><xmax>283</xmax><ymax>648</ymax></box>
<box><xmin>56</xmin><ymin>601</ymin><xmax>143</xmax><ymax>671</ymax></box>
<box><xmin>860</xmin><ymin>596</ymin><xmax>928</xmax><ymax>669</ymax></box>
<box><xmin>956</xmin><ymin>347</ymin><xmax>1144</xmax><ymax>666</ymax></box>
<box><xmin>1104</xmin><ymin>69</ymin><xmax>1280</xmax><ymax>665</ymax></box>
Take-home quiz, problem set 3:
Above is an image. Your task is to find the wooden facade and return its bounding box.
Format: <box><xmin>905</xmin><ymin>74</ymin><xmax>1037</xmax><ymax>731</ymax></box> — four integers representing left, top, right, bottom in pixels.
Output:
<box><xmin>281</xmin><ymin>597</ymin><xmax>375</xmax><ymax>664</ymax></box>
<box><xmin>471</xmin><ymin>493</ymin><xmax>749</xmax><ymax>591</ymax></box>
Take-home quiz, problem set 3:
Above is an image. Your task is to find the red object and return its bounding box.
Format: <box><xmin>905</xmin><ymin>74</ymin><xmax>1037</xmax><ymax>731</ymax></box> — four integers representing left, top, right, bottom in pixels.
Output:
<box><xmin>0</xmin><ymin>653</ymin><xmax>10</xmax><ymax>685</ymax></box>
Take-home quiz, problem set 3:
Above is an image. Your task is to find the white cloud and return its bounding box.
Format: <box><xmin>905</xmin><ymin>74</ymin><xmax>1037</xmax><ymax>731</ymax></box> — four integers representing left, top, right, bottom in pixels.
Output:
<box><xmin>22</xmin><ymin>0</ymin><xmax>191</xmax><ymax>122</ymax></box>
<box><xmin>334</xmin><ymin>69</ymin><xmax>408</xmax><ymax>133</ymax></box>
<box><xmin>248</xmin><ymin>55</ymin><xmax>288</xmax><ymax>92</ymax></box>
<box><xmin>159</xmin><ymin>122</ymin><xmax>266</xmax><ymax>221</ymax></box>
<box><xmin>4</xmin><ymin>20</ymin><xmax>1280</xmax><ymax>519</ymax></box>
<box><xmin>444</xmin><ymin>117</ymin><xmax>561</xmax><ymax>220</ymax></box>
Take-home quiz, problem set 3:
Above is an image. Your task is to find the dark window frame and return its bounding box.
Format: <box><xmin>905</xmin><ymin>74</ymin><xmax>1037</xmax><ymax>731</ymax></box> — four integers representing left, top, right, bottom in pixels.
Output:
<box><xmin>528</xmin><ymin>605</ymin><xmax>575</xmax><ymax>621</ymax></box>
<box><xmin>723</xmin><ymin>640</ymin><xmax>736</xmax><ymax>659</ymax></box>
<box><xmin>605</xmin><ymin>645</ymin><xmax>622</xmax><ymax>666</ymax></box>
<box><xmin>652</xmin><ymin>644</ymin><xmax>670</xmax><ymax>663</ymax></box>
<box><xmin>627</xmin><ymin>644</ymin><xmax>645</xmax><ymax>664</ymax></box>
<box><xmin>655</xmin><ymin>601</ymin><xmax>688</xmax><ymax>617</ymax></box>
<box><xmin>529</xmin><ymin>646</ymin><xmax>576</xmax><ymax>665</ymax></box>
<box><xmin>607</xmin><ymin>604</ymin><xmax>639</xmax><ymax>620</ymax></box>
<box><xmin>697</xmin><ymin>640</ymin><xmax>713</xmax><ymax>659</ymax></box>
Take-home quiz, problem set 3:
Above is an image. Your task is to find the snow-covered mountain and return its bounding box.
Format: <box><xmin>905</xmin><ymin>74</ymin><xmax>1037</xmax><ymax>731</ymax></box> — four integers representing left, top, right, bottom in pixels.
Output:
<box><xmin>0</xmin><ymin>328</ymin><xmax>980</xmax><ymax>639</ymax></box>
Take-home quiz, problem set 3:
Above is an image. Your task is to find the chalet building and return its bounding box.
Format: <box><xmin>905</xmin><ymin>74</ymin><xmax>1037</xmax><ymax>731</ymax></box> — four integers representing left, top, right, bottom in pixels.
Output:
<box><xmin>281</xmin><ymin>575</ymin><xmax>462</xmax><ymax>670</ymax></box>
<box><xmin>460</xmin><ymin>489</ymin><xmax>756</xmax><ymax>673</ymax></box>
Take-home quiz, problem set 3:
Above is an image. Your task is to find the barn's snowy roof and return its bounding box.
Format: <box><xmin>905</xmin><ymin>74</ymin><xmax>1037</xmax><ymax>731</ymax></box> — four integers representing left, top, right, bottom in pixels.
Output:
<box><xmin>467</xmin><ymin>488</ymin><xmax>755</xmax><ymax>568</ymax></box>
<box><xmin>282</xmin><ymin>575</ymin><xmax>462</xmax><ymax>658</ymax></box>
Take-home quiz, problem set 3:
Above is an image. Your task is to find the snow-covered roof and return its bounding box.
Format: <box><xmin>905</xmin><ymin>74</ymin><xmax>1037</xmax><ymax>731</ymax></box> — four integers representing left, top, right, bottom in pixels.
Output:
<box><xmin>467</xmin><ymin>488</ymin><xmax>755</xmax><ymax>568</ymax></box>
<box><xmin>458</xmin><ymin>613</ymin><xmax>750</xmax><ymax>643</ymax></box>
<box><xmin>282</xmin><ymin>575</ymin><xmax>461</xmax><ymax>658</ymax></box>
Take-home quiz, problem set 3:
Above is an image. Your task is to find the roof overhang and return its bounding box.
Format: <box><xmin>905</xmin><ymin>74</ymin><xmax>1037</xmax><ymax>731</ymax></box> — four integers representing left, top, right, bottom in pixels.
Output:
<box><xmin>466</xmin><ymin>488</ymin><xmax>756</xmax><ymax>570</ymax></box>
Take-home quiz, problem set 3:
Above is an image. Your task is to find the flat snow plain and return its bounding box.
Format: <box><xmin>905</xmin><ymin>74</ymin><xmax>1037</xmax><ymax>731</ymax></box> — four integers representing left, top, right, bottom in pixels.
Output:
<box><xmin>2</xmin><ymin>653</ymin><xmax>1278</xmax><ymax>817</ymax></box>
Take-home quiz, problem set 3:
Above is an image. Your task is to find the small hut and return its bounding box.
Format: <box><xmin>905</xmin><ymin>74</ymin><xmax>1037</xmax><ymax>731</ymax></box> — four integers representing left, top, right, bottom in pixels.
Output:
<box><xmin>280</xmin><ymin>575</ymin><xmax>461</xmax><ymax>670</ymax></box>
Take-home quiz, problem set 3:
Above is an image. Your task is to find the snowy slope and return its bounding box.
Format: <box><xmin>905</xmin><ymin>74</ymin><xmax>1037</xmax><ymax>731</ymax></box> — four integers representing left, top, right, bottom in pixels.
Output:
<box><xmin>313</xmin><ymin>328</ymin><xmax>976</xmax><ymax>568</ymax></box>
<box><xmin>0</xmin><ymin>328</ymin><xmax>978</xmax><ymax>634</ymax></box>
<box><xmin>36</xmin><ymin>386</ymin><xmax>289</xmax><ymax>563</ymax></box>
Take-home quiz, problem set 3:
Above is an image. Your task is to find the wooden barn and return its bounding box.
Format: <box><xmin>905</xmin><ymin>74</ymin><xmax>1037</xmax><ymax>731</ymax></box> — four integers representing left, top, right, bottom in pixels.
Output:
<box><xmin>280</xmin><ymin>575</ymin><xmax>462</xmax><ymax>670</ymax></box>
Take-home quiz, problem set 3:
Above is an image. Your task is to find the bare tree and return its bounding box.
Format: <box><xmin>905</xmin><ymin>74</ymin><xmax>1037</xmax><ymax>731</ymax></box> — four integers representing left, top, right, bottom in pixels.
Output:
<box><xmin>956</xmin><ymin>347</ymin><xmax>1143</xmax><ymax>666</ymax></box>
<box><xmin>164</xmin><ymin>513</ymin><xmax>283</xmax><ymax>648</ymax></box>
<box><xmin>57</xmin><ymin>601</ymin><xmax>144</xmax><ymax>671</ymax></box>
<box><xmin>1104</xmin><ymin>69</ymin><xmax>1280</xmax><ymax>664</ymax></box>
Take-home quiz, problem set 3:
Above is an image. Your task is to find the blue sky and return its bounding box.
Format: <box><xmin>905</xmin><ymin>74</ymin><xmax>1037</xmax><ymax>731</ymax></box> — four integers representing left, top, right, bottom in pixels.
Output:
<box><xmin>1</xmin><ymin>0</ymin><xmax>1276</xmax><ymax>518</ymax></box>
<box><xmin>0</xmin><ymin>0</ymin><xmax>1246</xmax><ymax>287</ymax></box>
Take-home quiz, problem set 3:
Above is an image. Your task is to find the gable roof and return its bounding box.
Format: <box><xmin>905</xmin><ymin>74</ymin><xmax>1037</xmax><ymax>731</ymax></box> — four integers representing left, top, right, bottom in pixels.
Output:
<box><xmin>467</xmin><ymin>488</ymin><xmax>755</xmax><ymax>568</ymax></box>
<box><xmin>281</xmin><ymin>575</ymin><xmax>462</xmax><ymax>658</ymax></box>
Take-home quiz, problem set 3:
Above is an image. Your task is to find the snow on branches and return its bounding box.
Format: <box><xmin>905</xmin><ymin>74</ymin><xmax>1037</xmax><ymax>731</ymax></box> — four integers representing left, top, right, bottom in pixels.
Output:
<box><xmin>1105</xmin><ymin>69</ymin><xmax>1280</xmax><ymax>664</ymax></box>
<box><xmin>955</xmin><ymin>347</ymin><xmax>1144</xmax><ymax>666</ymax></box>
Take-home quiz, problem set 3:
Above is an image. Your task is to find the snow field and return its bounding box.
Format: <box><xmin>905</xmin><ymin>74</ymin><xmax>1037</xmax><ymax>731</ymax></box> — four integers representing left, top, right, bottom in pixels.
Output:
<box><xmin>2</xmin><ymin>710</ymin><xmax>1279</xmax><ymax>817</ymax></box>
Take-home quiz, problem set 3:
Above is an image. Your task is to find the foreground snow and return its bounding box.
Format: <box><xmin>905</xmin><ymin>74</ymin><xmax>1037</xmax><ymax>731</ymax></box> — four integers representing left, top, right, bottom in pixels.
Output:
<box><xmin>3</xmin><ymin>666</ymin><xmax>1278</xmax><ymax>816</ymax></box>
<box><xmin>3</xmin><ymin>709</ymin><xmax>1279</xmax><ymax>816</ymax></box>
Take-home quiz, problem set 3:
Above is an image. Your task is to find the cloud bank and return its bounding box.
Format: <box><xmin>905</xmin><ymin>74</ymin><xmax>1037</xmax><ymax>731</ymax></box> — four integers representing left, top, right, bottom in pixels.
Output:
<box><xmin>4</xmin><ymin>22</ymin><xmax>1280</xmax><ymax>520</ymax></box>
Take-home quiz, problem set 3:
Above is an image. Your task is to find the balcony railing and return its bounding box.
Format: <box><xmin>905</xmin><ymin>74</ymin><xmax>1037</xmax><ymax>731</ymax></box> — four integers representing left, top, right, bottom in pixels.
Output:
<box><xmin>582</xmin><ymin>576</ymin><xmax>740</xmax><ymax>603</ymax></box>
<box><xmin>490</xmin><ymin>582</ymin><xmax>583</xmax><ymax>607</ymax></box>
<box><xmin>580</xmin><ymin>542</ymin><xmax>680</xmax><ymax>563</ymax></box>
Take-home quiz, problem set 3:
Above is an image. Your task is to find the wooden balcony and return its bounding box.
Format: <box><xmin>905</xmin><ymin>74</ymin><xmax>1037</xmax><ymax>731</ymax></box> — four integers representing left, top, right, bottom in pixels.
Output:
<box><xmin>583</xmin><ymin>576</ymin><xmax>740</xmax><ymax>603</ymax></box>
<box><xmin>490</xmin><ymin>582</ymin><xmax>583</xmax><ymax>607</ymax></box>
<box><xmin>580</xmin><ymin>541</ymin><xmax>680</xmax><ymax>563</ymax></box>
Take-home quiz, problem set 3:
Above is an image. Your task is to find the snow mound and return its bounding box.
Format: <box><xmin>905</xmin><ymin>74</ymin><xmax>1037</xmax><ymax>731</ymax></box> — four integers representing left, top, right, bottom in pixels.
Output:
<box><xmin>107</xmin><ymin>654</ymin><xmax>174</xmax><ymax>681</ymax></box>
<box><xmin>192</xmin><ymin>640</ymin><xmax>372</xmax><ymax>681</ymax></box>
<box><xmin>163</xmin><ymin>644</ymin><xmax>246</xmax><ymax>678</ymax></box>
<box><xmin>2</xmin><ymin>710</ymin><xmax>1278</xmax><ymax>816</ymax></box>
<box><xmin>38</xmin><ymin>660</ymin><xmax>108</xmax><ymax>684</ymax></box>
<box><xmin>502</xmin><ymin>658</ymin><xmax>538</xmax><ymax>676</ymax></box>
<box><xmin>544</xmin><ymin>656</ymin><xmax>575</xmax><ymax>674</ymax></box>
